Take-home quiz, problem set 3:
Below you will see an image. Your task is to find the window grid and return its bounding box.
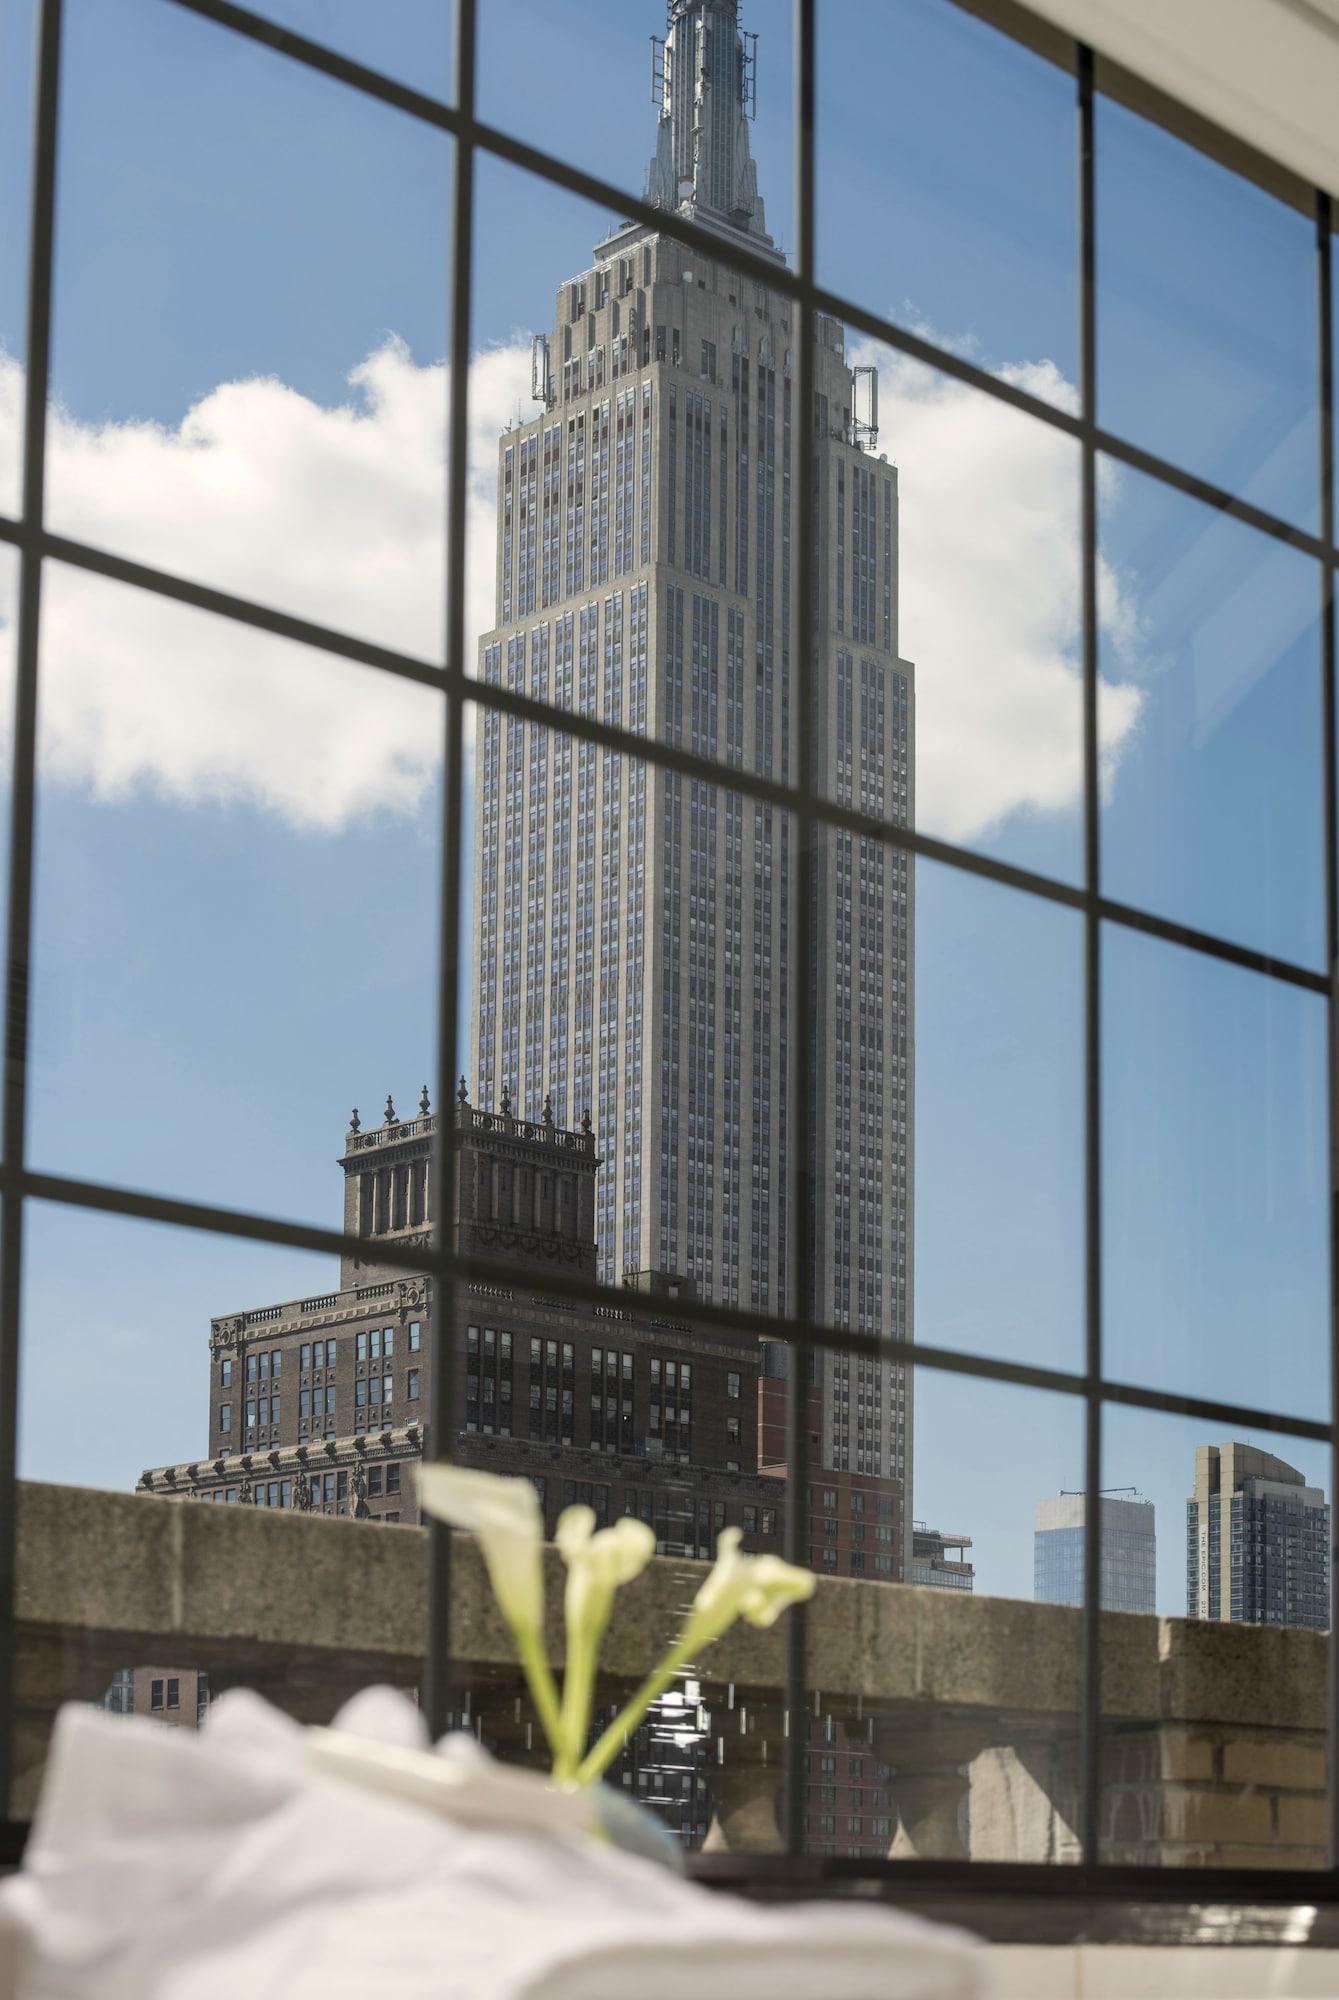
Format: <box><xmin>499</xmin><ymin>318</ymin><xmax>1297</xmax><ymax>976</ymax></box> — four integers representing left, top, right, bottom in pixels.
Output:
<box><xmin>0</xmin><ymin>0</ymin><xmax>1334</xmax><ymax>1901</ymax></box>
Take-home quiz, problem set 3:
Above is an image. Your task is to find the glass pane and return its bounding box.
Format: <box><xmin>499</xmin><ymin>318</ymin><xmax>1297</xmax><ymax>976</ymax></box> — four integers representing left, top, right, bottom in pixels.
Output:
<box><xmin>814</xmin><ymin>346</ymin><xmax>1092</xmax><ymax>886</ymax></box>
<box><xmin>239</xmin><ymin>1</ymin><xmax>452</xmax><ymax>99</ymax></box>
<box><xmin>47</xmin><ymin>0</ymin><xmax>450</xmax><ymax>657</ymax></box>
<box><xmin>467</xmin><ymin>155</ymin><xmax>1098</xmax><ymax>889</ymax></box>
<box><xmin>466</xmin><ymin>698</ymin><xmax>796</xmax><ymax>1312</ymax></box>
<box><xmin>445</xmin><ymin>1265</ymin><xmax>788</xmax><ymax>1859</ymax></box>
<box><xmin>1103</xmin><ymin>924</ymin><xmax>1328</xmax><ymax>1421</ymax></box>
<box><xmin>1099</xmin><ymin>465</ymin><xmax>1324</xmax><ymax>971</ymax></box>
<box><xmin>896</xmin><ymin>1370</ymin><xmax>1084</xmax><ymax>1862</ymax></box>
<box><xmin>913</xmin><ymin>859</ymin><xmax>1083</xmax><ymax>1374</ymax></box>
<box><xmin>1101</xmin><ymin>1405</ymin><xmax>1329</xmax><ymax>1869</ymax></box>
<box><xmin>0</xmin><ymin>545</ymin><xmax>14</xmax><ymax>1114</ymax></box>
<box><xmin>13</xmin><ymin>1203</ymin><xmax>424</xmax><ymax>1820</ymax></box>
<box><xmin>477</xmin><ymin>0</ymin><xmax>793</xmax><ymax>254</ymax></box>
<box><xmin>816</xmin><ymin>0</ymin><xmax>1076</xmax><ymax>404</ymax></box>
<box><xmin>29</xmin><ymin>564</ymin><xmax>443</xmax><ymax>1227</ymax></box>
<box><xmin>469</xmin><ymin>153</ymin><xmax>809</xmax><ymax>794</ymax></box>
<box><xmin>1096</xmin><ymin>93</ymin><xmax>1319</xmax><ymax>535</ymax></box>
<box><xmin>0</xmin><ymin>0</ymin><xmax>36</xmax><ymax>517</ymax></box>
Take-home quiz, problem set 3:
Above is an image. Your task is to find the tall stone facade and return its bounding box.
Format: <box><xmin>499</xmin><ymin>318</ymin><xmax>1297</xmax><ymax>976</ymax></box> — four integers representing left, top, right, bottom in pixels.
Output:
<box><xmin>471</xmin><ymin>0</ymin><xmax>913</xmax><ymax>1540</ymax></box>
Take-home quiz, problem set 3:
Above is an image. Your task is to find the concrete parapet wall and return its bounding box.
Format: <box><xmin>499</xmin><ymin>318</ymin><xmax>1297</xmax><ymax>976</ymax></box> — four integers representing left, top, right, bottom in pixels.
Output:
<box><xmin>11</xmin><ymin>1481</ymin><xmax>1329</xmax><ymax>1868</ymax></box>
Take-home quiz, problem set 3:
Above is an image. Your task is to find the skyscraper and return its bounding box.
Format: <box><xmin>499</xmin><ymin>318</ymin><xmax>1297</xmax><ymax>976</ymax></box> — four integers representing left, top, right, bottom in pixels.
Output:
<box><xmin>471</xmin><ymin>0</ymin><xmax>914</xmax><ymax>1540</ymax></box>
<box><xmin>1187</xmin><ymin>1443</ymin><xmax>1329</xmax><ymax>1631</ymax></box>
<box><xmin>1034</xmin><ymin>1492</ymin><xmax>1156</xmax><ymax>1614</ymax></box>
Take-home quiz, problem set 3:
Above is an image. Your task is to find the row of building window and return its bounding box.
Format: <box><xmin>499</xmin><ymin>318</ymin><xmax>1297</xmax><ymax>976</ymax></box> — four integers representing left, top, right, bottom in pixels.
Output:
<box><xmin>195</xmin><ymin>1464</ymin><xmax>403</xmax><ymax>1507</ymax></box>
<box><xmin>219</xmin><ymin>1322</ymin><xmax>424</xmax><ymax>1392</ymax></box>
<box><xmin>219</xmin><ymin>1372</ymin><xmax>421</xmax><ymax>1433</ymax></box>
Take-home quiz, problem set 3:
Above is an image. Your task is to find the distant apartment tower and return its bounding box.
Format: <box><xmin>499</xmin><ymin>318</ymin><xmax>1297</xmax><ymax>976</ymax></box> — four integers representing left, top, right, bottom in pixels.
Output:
<box><xmin>1187</xmin><ymin>1443</ymin><xmax>1329</xmax><ymax>1631</ymax></box>
<box><xmin>912</xmin><ymin>1522</ymin><xmax>974</xmax><ymax>1591</ymax></box>
<box><xmin>1034</xmin><ymin>1491</ymin><xmax>1156</xmax><ymax>1614</ymax></box>
<box><xmin>471</xmin><ymin>0</ymin><xmax>914</xmax><ymax>1524</ymax></box>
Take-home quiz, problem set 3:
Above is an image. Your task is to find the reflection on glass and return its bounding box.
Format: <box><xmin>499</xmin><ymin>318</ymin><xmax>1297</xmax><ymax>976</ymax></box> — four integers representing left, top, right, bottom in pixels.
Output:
<box><xmin>0</xmin><ymin>0</ymin><xmax>36</xmax><ymax>517</ymax></box>
<box><xmin>1097</xmin><ymin>94</ymin><xmax>1319</xmax><ymax>532</ymax></box>
<box><xmin>1104</xmin><ymin>924</ymin><xmax>1328</xmax><ymax>1419</ymax></box>
<box><xmin>30</xmin><ymin>564</ymin><xmax>442</xmax><ymax>1225</ymax></box>
<box><xmin>47</xmin><ymin>0</ymin><xmax>450</xmax><ymax>655</ymax></box>
<box><xmin>1099</xmin><ymin>465</ymin><xmax>1324</xmax><ymax>970</ymax></box>
<box><xmin>912</xmin><ymin>859</ymin><xmax>1082</xmax><ymax>1373</ymax></box>
<box><xmin>444</xmin><ymin>1291</ymin><xmax>794</xmax><ymax>1857</ymax></box>
<box><xmin>903</xmin><ymin>1370</ymin><xmax>1084</xmax><ymax>1862</ymax></box>
<box><xmin>1100</xmin><ymin>1405</ymin><xmax>1329</xmax><ymax>1869</ymax></box>
<box><xmin>816</xmin><ymin>351</ymin><xmax>1089</xmax><ymax>885</ymax></box>
<box><xmin>816</xmin><ymin>0</ymin><xmax>1076</xmax><ymax>397</ymax></box>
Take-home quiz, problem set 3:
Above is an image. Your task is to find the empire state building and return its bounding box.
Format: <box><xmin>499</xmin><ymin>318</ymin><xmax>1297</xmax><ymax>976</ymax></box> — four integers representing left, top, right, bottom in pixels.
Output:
<box><xmin>472</xmin><ymin>0</ymin><xmax>914</xmax><ymax>1541</ymax></box>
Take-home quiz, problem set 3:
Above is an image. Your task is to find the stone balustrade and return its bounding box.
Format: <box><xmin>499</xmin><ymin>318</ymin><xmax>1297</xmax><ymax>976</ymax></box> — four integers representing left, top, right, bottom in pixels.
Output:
<box><xmin>9</xmin><ymin>1480</ymin><xmax>1327</xmax><ymax>1870</ymax></box>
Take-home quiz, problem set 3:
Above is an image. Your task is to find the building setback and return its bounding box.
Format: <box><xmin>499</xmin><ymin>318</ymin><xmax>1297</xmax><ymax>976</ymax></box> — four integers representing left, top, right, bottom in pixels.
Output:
<box><xmin>912</xmin><ymin>1523</ymin><xmax>975</xmax><ymax>1592</ymax></box>
<box><xmin>1186</xmin><ymin>1443</ymin><xmax>1329</xmax><ymax>1631</ymax></box>
<box><xmin>139</xmin><ymin>1094</ymin><xmax>793</xmax><ymax>1562</ymax></box>
<box><xmin>470</xmin><ymin>0</ymin><xmax>914</xmax><ymax>1547</ymax></box>
<box><xmin>1034</xmin><ymin>1492</ymin><xmax>1156</xmax><ymax>1615</ymax></box>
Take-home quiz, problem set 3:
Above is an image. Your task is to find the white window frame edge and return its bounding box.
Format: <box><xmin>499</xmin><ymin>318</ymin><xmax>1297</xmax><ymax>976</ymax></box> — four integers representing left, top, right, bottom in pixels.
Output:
<box><xmin>1022</xmin><ymin>0</ymin><xmax>1339</xmax><ymax>201</ymax></box>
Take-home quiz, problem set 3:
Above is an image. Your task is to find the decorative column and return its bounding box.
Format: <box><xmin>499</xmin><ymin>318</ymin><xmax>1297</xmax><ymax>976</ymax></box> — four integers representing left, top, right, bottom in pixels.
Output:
<box><xmin>701</xmin><ymin>1750</ymin><xmax>784</xmax><ymax>1853</ymax></box>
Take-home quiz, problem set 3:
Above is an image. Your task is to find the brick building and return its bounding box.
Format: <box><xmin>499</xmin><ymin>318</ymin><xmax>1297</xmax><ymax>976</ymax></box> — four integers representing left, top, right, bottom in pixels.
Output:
<box><xmin>139</xmin><ymin>1090</ymin><xmax>788</xmax><ymax>1557</ymax></box>
<box><xmin>99</xmin><ymin>1667</ymin><xmax>210</xmax><ymax>1729</ymax></box>
<box><xmin>757</xmin><ymin>1357</ymin><xmax>906</xmax><ymax>1576</ymax></box>
<box><xmin>138</xmin><ymin>1089</ymin><xmax>914</xmax><ymax>1853</ymax></box>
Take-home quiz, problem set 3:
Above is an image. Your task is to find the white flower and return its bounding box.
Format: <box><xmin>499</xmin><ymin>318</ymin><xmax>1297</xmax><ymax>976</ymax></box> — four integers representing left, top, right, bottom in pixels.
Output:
<box><xmin>683</xmin><ymin>1528</ymin><xmax>816</xmax><ymax>1651</ymax></box>
<box><xmin>576</xmin><ymin>1526</ymin><xmax>817</xmax><ymax>1785</ymax></box>
<box><xmin>416</xmin><ymin>1463</ymin><xmax>544</xmax><ymax>1635</ymax></box>
<box><xmin>559</xmin><ymin>1504</ymin><xmax>659</xmax><ymax>1616</ymax></box>
<box><xmin>553</xmin><ymin>1506</ymin><xmax>655</xmax><ymax>1779</ymax></box>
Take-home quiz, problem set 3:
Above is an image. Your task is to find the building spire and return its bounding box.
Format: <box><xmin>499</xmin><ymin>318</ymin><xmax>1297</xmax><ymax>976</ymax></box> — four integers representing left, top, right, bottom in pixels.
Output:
<box><xmin>646</xmin><ymin>0</ymin><xmax>771</xmax><ymax>247</ymax></box>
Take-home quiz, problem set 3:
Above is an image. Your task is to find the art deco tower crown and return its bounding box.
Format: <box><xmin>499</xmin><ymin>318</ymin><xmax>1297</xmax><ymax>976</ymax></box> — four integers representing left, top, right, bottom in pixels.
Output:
<box><xmin>645</xmin><ymin>0</ymin><xmax>773</xmax><ymax>249</ymax></box>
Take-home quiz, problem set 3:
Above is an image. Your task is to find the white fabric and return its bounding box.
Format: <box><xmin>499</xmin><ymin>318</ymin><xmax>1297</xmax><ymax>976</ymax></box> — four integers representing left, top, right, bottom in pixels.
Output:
<box><xmin>0</xmin><ymin>1688</ymin><xmax>989</xmax><ymax>2000</ymax></box>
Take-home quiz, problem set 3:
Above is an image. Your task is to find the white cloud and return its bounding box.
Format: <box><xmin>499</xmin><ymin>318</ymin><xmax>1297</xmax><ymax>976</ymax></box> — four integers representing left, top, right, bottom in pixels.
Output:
<box><xmin>0</xmin><ymin>332</ymin><xmax>1141</xmax><ymax>839</ymax></box>
<box><xmin>0</xmin><ymin>336</ymin><xmax>532</xmax><ymax>830</ymax></box>
<box><xmin>851</xmin><ymin>340</ymin><xmax>1143</xmax><ymax>845</ymax></box>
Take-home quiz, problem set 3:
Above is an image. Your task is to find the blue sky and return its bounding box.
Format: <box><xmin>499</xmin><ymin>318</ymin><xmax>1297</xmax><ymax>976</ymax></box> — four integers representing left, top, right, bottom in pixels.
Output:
<box><xmin>1</xmin><ymin>0</ymin><xmax>1334</xmax><ymax>1613</ymax></box>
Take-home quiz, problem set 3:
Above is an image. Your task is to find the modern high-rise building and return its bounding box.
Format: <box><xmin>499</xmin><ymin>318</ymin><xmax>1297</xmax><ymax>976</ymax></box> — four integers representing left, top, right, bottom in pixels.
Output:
<box><xmin>912</xmin><ymin>1522</ymin><xmax>975</xmax><ymax>1592</ymax></box>
<box><xmin>471</xmin><ymin>0</ymin><xmax>914</xmax><ymax>1543</ymax></box>
<box><xmin>1034</xmin><ymin>1492</ymin><xmax>1156</xmax><ymax>1614</ymax></box>
<box><xmin>1186</xmin><ymin>1443</ymin><xmax>1329</xmax><ymax>1631</ymax></box>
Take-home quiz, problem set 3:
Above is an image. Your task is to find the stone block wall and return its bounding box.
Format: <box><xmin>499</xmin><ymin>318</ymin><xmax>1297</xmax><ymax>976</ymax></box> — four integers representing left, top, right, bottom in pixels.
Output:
<box><xmin>9</xmin><ymin>1480</ymin><xmax>1331</xmax><ymax>1873</ymax></box>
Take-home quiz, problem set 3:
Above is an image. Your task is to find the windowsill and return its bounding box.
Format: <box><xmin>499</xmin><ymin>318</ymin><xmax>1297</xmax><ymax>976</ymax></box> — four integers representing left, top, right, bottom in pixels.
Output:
<box><xmin>693</xmin><ymin>1854</ymin><xmax>1339</xmax><ymax>1949</ymax></box>
<box><xmin>5</xmin><ymin>1823</ymin><xmax>1339</xmax><ymax>1954</ymax></box>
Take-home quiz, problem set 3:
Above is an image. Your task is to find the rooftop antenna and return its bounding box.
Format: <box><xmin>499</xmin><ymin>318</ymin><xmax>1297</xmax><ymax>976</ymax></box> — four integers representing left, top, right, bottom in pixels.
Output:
<box><xmin>849</xmin><ymin>364</ymin><xmax>879</xmax><ymax>451</ymax></box>
<box><xmin>530</xmin><ymin>331</ymin><xmax>553</xmax><ymax>408</ymax></box>
<box><xmin>740</xmin><ymin>27</ymin><xmax>757</xmax><ymax>120</ymax></box>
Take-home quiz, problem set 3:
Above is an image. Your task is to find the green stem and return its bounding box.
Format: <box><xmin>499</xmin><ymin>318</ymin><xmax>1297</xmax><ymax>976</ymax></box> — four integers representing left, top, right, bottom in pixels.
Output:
<box><xmin>554</xmin><ymin>1599</ymin><xmax>606</xmax><ymax>1783</ymax></box>
<box><xmin>575</xmin><ymin>1630</ymin><xmax>699</xmax><ymax>1787</ymax></box>
<box><xmin>514</xmin><ymin>1621</ymin><xmax>564</xmax><ymax>1761</ymax></box>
